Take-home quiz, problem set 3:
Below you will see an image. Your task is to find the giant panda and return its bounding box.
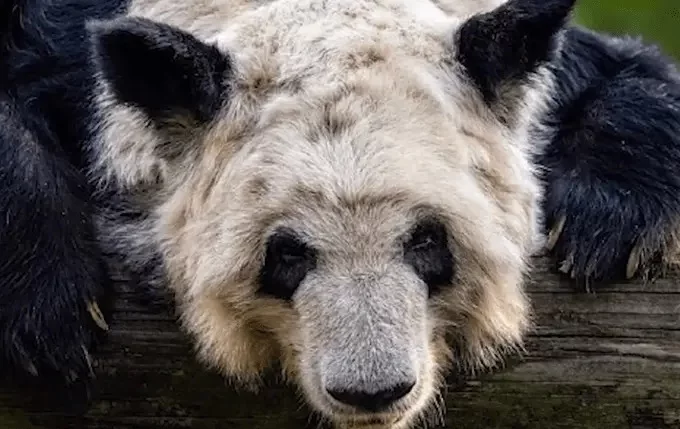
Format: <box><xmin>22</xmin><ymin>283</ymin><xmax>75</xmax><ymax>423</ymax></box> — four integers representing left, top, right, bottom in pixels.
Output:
<box><xmin>1</xmin><ymin>0</ymin><xmax>679</xmax><ymax>427</ymax></box>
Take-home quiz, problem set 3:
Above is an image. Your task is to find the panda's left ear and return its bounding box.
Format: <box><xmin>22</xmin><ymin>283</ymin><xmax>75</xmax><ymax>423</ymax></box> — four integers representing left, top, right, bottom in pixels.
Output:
<box><xmin>455</xmin><ymin>0</ymin><xmax>576</xmax><ymax>105</ymax></box>
<box><xmin>88</xmin><ymin>17</ymin><xmax>231</xmax><ymax>126</ymax></box>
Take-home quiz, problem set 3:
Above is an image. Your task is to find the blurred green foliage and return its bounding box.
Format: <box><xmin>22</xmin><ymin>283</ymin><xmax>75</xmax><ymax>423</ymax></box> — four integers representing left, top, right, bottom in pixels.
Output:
<box><xmin>574</xmin><ymin>0</ymin><xmax>680</xmax><ymax>60</ymax></box>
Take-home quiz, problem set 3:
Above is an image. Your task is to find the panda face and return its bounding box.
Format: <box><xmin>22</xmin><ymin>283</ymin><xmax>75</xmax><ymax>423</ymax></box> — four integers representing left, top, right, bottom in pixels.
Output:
<box><xmin>89</xmin><ymin>0</ymin><xmax>575</xmax><ymax>427</ymax></box>
<box><xmin>151</xmin><ymin>83</ymin><xmax>534</xmax><ymax>426</ymax></box>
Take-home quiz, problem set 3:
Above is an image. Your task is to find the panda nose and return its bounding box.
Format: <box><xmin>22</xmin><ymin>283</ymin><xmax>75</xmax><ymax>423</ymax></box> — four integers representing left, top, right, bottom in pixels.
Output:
<box><xmin>326</xmin><ymin>381</ymin><xmax>415</xmax><ymax>412</ymax></box>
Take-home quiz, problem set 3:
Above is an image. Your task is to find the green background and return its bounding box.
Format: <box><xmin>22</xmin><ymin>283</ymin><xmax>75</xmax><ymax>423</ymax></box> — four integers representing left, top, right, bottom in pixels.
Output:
<box><xmin>574</xmin><ymin>0</ymin><xmax>680</xmax><ymax>60</ymax></box>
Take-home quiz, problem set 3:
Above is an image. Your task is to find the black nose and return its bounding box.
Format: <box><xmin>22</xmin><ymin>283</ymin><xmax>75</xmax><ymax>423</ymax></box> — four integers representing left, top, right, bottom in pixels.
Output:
<box><xmin>326</xmin><ymin>381</ymin><xmax>415</xmax><ymax>412</ymax></box>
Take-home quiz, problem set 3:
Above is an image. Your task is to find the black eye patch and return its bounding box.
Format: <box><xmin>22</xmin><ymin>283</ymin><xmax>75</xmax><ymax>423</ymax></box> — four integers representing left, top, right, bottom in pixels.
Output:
<box><xmin>259</xmin><ymin>228</ymin><xmax>317</xmax><ymax>300</ymax></box>
<box><xmin>403</xmin><ymin>219</ymin><xmax>454</xmax><ymax>296</ymax></box>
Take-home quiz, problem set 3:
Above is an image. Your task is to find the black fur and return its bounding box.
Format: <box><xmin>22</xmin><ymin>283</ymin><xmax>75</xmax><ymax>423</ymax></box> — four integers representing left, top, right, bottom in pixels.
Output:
<box><xmin>0</xmin><ymin>0</ymin><xmax>679</xmax><ymax>408</ymax></box>
<box><xmin>91</xmin><ymin>16</ymin><xmax>231</xmax><ymax>127</ymax></box>
<box><xmin>0</xmin><ymin>0</ymin><xmax>127</xmax><ymax>397</ymax></box>
<box><xmin>456</xmin><ymin>0</ymin><xmax>576</xmax><ymax>105</ymax></box>
<box><xmin>0</xmin><ymin>94</ymin><xmax>110</xmax><ymax>385</ymax></box>
<box><xmin>537</xmin><ymin>26</ymin><xmax>680</xmax><ymax>287</ymax></box>
<box><xmin>259</xmin><ymin>229</ymin><xmax>318</xmax><ymax>301</ymax></box>
<box><xmin>403</xmin><ymin>219</ymin><xmax>455</xmax><ymax>297</ymax></box>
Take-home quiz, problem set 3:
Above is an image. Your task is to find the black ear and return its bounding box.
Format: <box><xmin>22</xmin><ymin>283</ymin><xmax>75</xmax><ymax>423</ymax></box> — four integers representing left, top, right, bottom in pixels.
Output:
<box><xmin>89</xmin><ymin>17</ymin><xmax>231</xmax><ymax>125</ymax></box>
<box><xmin>456</xmin><ymin>0</ymin><xmax>576</xmax><ymax>104</ymax></box>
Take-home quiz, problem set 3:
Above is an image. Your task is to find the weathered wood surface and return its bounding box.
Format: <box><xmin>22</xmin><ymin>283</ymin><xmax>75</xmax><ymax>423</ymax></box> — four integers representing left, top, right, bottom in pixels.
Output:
<box><xmin>1</xmin><ymin>258</ymin><xmax>680</xmax><ymax>429</ymax></box>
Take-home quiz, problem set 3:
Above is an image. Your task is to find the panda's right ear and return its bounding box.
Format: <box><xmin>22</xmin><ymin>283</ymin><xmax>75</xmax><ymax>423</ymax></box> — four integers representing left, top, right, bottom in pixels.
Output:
<box><xmin>88</xmin><ymin>17</ymin><xmax>231</xmax><ymax>127</ymax></box>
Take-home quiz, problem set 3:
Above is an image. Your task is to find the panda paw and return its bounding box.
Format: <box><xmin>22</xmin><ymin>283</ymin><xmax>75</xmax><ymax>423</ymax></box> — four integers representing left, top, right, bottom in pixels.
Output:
<box><xmin>0</xmin><ymin>264</ymin><xmax>112</xmax><ymax>391</ymax></box>
<box><xmin>542</xmin><ymin>191</ymin><xmax>677</xmax><ymax>291</ymax></box>
<box><xmin>538</xmin><ymin>43</ymin><xmax>680</xmax><ymax>291</ymax></box>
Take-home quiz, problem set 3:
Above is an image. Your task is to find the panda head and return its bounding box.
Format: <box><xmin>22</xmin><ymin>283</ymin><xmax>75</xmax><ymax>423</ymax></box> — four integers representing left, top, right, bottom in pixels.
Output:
<box><xmin>88</xmin><ymin>0</ymin><xmax>574</xmax><ymax>427</ymax></box>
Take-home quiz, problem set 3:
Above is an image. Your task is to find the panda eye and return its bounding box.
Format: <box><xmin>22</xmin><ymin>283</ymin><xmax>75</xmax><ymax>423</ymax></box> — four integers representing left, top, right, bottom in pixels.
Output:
<box><xmin>403</xmin><ymin>219</ymin><xmax>454</xmax><ymax>296</ymax></box>
<box><xmin>259</xmin><ymin>229</ymin><xmax>317</xmax><ymax>300</ymax></box>
<box><xmin>407</xmin><ymin>221</ymin><xmax>444</xmax><ymax>251</ymax></box>
<box><xmin>278</xmin><ymin>241</ymin><xmax>310</xmax><ymax>265</ymax></box>
<box><xmin>409</xmin><ymin>233</ymin><xmax>436</xmax><ymax>251</ymax></box>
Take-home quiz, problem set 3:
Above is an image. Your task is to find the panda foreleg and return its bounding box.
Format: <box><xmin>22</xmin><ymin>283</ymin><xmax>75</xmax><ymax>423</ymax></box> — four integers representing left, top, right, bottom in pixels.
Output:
<box><xmin>0</xmin><ymin>95</ymin><xmax>112</xmax><ymax>389</ymax></box>
<box><xmin>539</xmin><ymin>40</ymin><xmax>680</xmax><ymax>289</ymax></box>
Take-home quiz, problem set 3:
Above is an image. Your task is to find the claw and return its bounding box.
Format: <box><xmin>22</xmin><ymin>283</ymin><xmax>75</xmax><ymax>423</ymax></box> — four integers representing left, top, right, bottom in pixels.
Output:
<box><xmin>546</xmin><ymin>215</ymin><xmax>566</xmax><ymax>252</ymax></box>
<box><xmin>67</xmin><ymin>369</ymin><xmax>78</xmax><ymax>383</ymax></box>
<box><xmin>558</xmin><ymin>251</ymin><xmax>574</xmax><ymax>274</ymax></box>
<box><xmin>81</xmin><ymin>345</ymin><xmax>95</xmax><ymax>377</ymax></box>
<box><xmin>15</xmin><ymin>343</ymin><xmax>39</xmax><ymax>376</ymax></box>
<box><xmin>87</xmin><ymin>300</ymin><xmax>109</xmax><ymax>331</ymax></box>
<box><xmin>24</xmin><ymin>360</ymin><xmax>38</xmax><ymax>377</ymax></box>
<box><xmin>583</xmin><ymin>276</ymin><xmax>593</xmax><ymax>294</ymax></box>
<box><xmin>627</xmin><ymin>241</ymin><xmax>644</xmax><ymax>280</ymax></box>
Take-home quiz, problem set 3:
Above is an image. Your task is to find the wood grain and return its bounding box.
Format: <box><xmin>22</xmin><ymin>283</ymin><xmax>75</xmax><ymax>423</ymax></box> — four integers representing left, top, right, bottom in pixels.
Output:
<box><xmin>1</xmin><ymin>258</ymin><xmax>679</xmax><ymax>429</ymax></box>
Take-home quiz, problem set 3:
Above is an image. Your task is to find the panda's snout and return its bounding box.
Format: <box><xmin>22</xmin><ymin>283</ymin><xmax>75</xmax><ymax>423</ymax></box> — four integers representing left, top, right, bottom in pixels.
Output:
<box><xmin>319</xmin><ymin>346</ymin><xmax>420</xmax><ymax>414</ymax></box>
<box><xmin>296</xmin><ymin>270</ymin><xmax>429</xmax><ymax>416</ymax></box>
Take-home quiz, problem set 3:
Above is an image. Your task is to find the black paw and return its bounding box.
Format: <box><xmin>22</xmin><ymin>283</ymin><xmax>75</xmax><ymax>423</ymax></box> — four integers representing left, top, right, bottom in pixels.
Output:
<box><xmin>0</xmin><ymin>261</ymin><xmax>112</xmax><ymax>390</ymax></box>
<box><xmin>542</xmin><ymin>200</ymin><xmax>671</xmax><ymax>291</ymax></box>
<box><xmin>0</xmin><ymin>264</ymin><xmax>113</xmax><ymax>413</ymax></box>
<box><xmin>539</xmin><ymin>108</ymin><xmax>680</xmax><ymax>290</ymax></box>
<box><xmin>0</xmin><ymin>84</ymin><xmax>112</xmax><ymax>407</ymax></box>
<box><xmin>538</xmin><ymin>28</ymin><xmax>680</xmax><ymax>290</ymax></box>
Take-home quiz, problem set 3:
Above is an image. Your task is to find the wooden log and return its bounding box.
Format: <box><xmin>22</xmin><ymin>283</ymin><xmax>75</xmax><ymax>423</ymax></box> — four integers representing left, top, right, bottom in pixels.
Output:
<box><xmin>1</xmin><ymin>258</ymin><xmax>679</xmax><ymax>429</ymax></box>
